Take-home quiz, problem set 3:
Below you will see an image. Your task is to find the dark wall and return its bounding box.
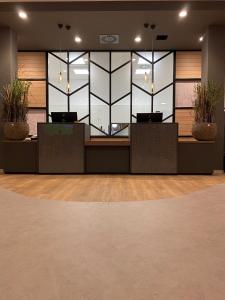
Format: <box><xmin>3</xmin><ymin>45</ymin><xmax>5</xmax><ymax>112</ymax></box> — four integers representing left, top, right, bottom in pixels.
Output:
<box><xmin>0</xmin><ymin>27</ymin><xmax>17</xmax><ymax>168</ymax></box>
<box><xmin>202</xmin><ymin>26</ymin><xmax>225</xmax><ymax>171</ymax></box>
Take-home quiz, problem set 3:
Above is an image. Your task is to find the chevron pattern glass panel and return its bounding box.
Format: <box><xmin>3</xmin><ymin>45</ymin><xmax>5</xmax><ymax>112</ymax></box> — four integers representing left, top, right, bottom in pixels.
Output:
<box><xmin>154</xmin><ymin>52</ymin><xmax>173</xmax><ymax>93</ymax></box>
<box><xmin>48</xmin><ymin>85</ymin><xmax>68</xmax><ymax>117</ymax></box>
<box><xmin>70</xmin><ymin>85</ymin><xmax>89</xmax><ymax>121</ymax></box>
<box><xmin>69</xmin><ymin>53</ymin><xmax>89</xmax><ymax>92</ymax></box>
<box><xmin>48</xmin><ymin>52</ymin><xmax>68</xmax><ymax>93</ymax></box>
<box><xmin>111</xmin><ymin>62</ymin><xmax>131</xmax><ymax>102</ymax></box>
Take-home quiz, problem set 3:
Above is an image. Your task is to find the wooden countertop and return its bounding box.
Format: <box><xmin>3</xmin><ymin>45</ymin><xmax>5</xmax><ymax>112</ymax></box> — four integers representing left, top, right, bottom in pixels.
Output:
<box><xmin>4</xmin><ymin>137</ymin><xmax>214</xmax><ymax>145</ymax></box>
<box><xmin>85</xmin><ymin>138</ymin><xmax>130</xmax><ymax>146</ymax></box>
<box><xmin>85</xmin><ymin>137</ymin><xmax>215</xmax><ymax>146</ymax></box>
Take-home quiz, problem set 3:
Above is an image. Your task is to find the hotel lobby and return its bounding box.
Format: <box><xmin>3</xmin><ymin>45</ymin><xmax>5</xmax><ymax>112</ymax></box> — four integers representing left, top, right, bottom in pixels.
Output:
<box><xmin>0</xmin><ymin>1</ymin><xmax>225</xmax><ymax>299</ymax></box>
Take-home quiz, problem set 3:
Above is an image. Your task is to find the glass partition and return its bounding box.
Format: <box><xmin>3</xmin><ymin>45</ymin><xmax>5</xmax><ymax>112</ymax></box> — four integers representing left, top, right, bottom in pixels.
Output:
<box><xmin>48</xmin><ymin>51</ymin><xmax>175</xmax><ymax>136</ymax></box>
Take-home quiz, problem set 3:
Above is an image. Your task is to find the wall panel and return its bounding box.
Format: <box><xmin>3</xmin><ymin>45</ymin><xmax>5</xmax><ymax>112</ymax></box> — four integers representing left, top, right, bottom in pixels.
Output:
<box><xmin>27</xmin><ymin>81</ymin><xmax>46</xmax><ymax>107</ymax></box>
<box><xmin>175</xmin><ymin>109</ymin><xmax>194</xmax><ymax>136</ymax></box>
<box><xmin>17</xmin><ymin>52</ymin><xmax>46</xmax><ymax>79</ymax></box>
<box><xmin>176</xmin><ymin>51</ymin><xmax>201</xmax><ymax>79</ymax></box>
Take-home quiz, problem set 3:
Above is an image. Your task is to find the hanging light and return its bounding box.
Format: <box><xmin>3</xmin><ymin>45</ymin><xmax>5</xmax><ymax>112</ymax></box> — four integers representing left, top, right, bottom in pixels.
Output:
<box><xmin>66</xmin><ymin>25</ymin><xmax>71</xmax><ymax>94</ymax></box>
<box><xmin>59</xmin><ymin>71</ymin><xmax>63</xmax><ymax>81</ymax></box>
<box><xmin>58</xmin><ymin>23</ymin><xmax>64</xmax><ymax>82</ymax></box>
<box><xmin>67</xmin><ymin>81</ymin><xmax>70</xmax><ymax>93</ymax></box>
<box><xmin>150</xmin><ymin>24</ymin><xmax>156</xmax><ymax>93</ymax></box>
<box><xmin>144</xmin><ymin>71</ymin><xmax>148</xmax><ymax>82</ymax></box>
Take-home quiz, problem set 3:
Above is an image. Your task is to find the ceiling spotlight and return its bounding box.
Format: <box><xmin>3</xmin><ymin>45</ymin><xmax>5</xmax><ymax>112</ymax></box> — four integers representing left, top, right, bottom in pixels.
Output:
<box><xmin>199</xmin><ymin>35</ymin><xmax>204</xmax><ymax>42</ymax></box>
<box><xmin>179</xmin><ymin>9</ymin><xmax>188</xmax><ymax>18</ymax></box>
<box><xmin>134</xmin><ymin>36</ymin><xmax>142</xmax><ymax>43</ymax></box>
<box><xmin>18</xmin><ymin>10</ymin><xmax>28</xmax><ymax>20</ymax></box>
<box><xmin>74</xmin><ymin>36</ymin><xmax>82</xmax><ymax>43</ymax></box>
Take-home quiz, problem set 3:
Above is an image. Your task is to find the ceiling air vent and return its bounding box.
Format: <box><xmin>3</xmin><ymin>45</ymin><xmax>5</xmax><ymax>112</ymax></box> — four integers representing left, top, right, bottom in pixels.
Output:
<box><xmin>99</xmin><ymin>34</ymin><xmax>119</xmax><ymax>44</ymax></box>
<box><xmin>156</xmin><ymin>35</ymin><xmax>168</xmax><ymax>41</ymax></box>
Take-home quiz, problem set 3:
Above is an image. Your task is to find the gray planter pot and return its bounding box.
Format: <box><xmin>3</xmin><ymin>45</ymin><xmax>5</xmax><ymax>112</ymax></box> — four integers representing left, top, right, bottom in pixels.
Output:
<box><xmin>192</xmin><ymin>122</ymin><xmax>217</xmax><ymax>141</ymax></box>
<box><xmin>3</xmin><ymin>122</ymin><xmax>29</xmax><ymax>140</ymax></box>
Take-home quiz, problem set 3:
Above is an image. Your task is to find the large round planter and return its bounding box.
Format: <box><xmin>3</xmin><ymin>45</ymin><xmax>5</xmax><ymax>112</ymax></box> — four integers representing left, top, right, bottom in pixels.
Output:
<box><xmin>192</xmin><ymin>122</ymin><xmax>217</xmax><ymax>141</ymax></box>
<box><xmin>3</xmin><ymin>122</ymin><xmax>29</xmax><ymax>140</ymax></box>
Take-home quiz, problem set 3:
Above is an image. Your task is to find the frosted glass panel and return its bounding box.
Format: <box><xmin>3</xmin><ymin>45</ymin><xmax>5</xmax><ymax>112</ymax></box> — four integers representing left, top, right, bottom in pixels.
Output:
<box><xmin>153</xmin><ymin>85</ymin><xmax>173</xmax><ymax>120</ymax></box>
<box><xmin>91</xmin><ymin>126</ymin><xmax>105</xmax><ymax>136</ymax></box>
<box><xmin>137</xmin><ymin>51</ymin><xmax>153</xmax><ymax>63</ymax></box>
<box><xmin>154</xmin><ymin>53</ymin><xmax>173</xmax><ymax>92</ymax></box>
<box><xmin>90</xmin><ymin>63</ymin><xmax>109</xmax><ymax>102</ymax></box>
<box><xmin>90</xmin><ymin>52</ymin><xmax>109</xmax><ymax>71</ymax></box>
<box><xmin>112</xmin><ymin>63</ymin><xmax>131</xmax><ymax>102</ymax></box>
<box><xmin>176</xmin><ymin>82</ymin><xmax>196</xmax><ymax>107</ymax></box>
<box><xmin>154</xmin><ymin>51</ymin><xmax>169</xmax><ymax>62</ymax></box>
<box><xmin>164</xmin><ymin>116</ymin><xmax>173</xmax><ymax>123</ymax></box>
<box><xmin>69</xmin><ymin>52</ymin><xmax>85</xmax><ymax>63</ymax></box>
<box><xmin>114</xmin><ymin>126</ymin><xmax>129</xmax><ymax>136</ymax></box>
<box><xmin>48</xmin><ymin>53</ymin><xmax>68</xmax><ymax>93</ymax></box>
<box><xmin>132</xmin><ymin>85</ymin><xmax>152</xmax><ymax>116</ymax></box>
<box><xmin>70</xmin><ymin>86</ymin><xmax>89</xmax><ymax>120</ymax></box>
<box><xmin>48</xmin><ymin>85</ymin><xmax>68</xmax><ymax>118</ymax></box>
<box><xmin>132</xmin><ymin>53</ymin><xmax>153</xmax><ymax>94</ymax></box>
<box><xmin>111</xmin><ymin>96</ymin><xmax>130</xmax><ymax>123</ymax></box>
<box><xmin>51</xmin><ymin>52</ymin><xmax>67</xmax><ymax>62</ymax></box>
<box><xmin>91</xmin><ymin>95</ymin><xmax>109</xmax><ymax>134</ymax></box>
<box><xmin>111</xmin><ymin>52</ymin><xmax>130</xmax><ymax>71</ymax></box>
<box><xmin>69</xmin><ymin>53</ymin><xmax>88</xmax><ymax>92</ymax></box>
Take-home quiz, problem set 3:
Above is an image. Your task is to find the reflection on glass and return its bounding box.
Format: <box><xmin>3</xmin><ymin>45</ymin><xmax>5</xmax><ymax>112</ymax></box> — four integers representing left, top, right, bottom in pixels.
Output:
<box><xmin>90</xmin><ymin>52</ymin><xmax>109</xmax><ymax>71</ymax></box>
<box><xmin>70</xmin><ymin>86</ymin><xmax>89</xmax><ymax>121</ymax></box>
<box><xmin>153</xmin><ymin>85</ymin><xmax>173</xmax><ymax>120</ymax></box>
<box><xmin>112</xmin><ymin>63</ymin><xmax>131</xmax><ymax>102</ymax></box>
<box><xmin>154</xmin><ymin>53</ymin><xmax>173</xmax><ymax>92</ymax></box>
<box><xmin>91</xmin><ymin>95</ymin><xmax>109</xmax><ymax>134</ymax></box>
<box><xmin>48</xmin><ymin>85</ymin><xmax>68</xmax><ymax>120</ymax></box>
<box><xmin>69</xmin><ymin>53</ymin><xmax>89</xmax><ymax>92</ymax></box>
<box><xmin>132</xmin><ymin>53</ymin><xmax>153</xmax><ymax>94</ymax></box>
<box><xmin>111</xmin><ymin>52</ymin><xmax>130</xmax><ymax>71</ymax></box>
<box><xmin>132</xmin><ymin>85</ymin><xmax>152</xmax><ymax>117</ymax></box>
<box><xmin>111</xmin><ymin>95</ymin><xmax>130</xmax><ymax>123</ymax></box>
<box><xmin>48</xmin><ymin>53</ymin><xmax>68</xmax><ymax>93</ymax></box>
<box><xmin>90</xmin><ymin>63</ymin><xmax>109</xmax><ymax>102</ymax></box>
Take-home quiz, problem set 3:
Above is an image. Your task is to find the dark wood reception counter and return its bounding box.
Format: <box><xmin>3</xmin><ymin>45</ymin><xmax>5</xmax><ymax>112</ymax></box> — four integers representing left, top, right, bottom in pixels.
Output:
<box><xmin>2</xmin><ymin>123</ymin><xmax>216</xmax><ymax>174</ymax></box>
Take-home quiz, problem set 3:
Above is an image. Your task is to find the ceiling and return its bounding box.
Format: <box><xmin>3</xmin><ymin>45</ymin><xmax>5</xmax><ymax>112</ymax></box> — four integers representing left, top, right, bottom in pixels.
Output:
<box><xmin>0</xmin><ymin>1</ymin><xmax>225</xmax><ymax>50</ymax></box>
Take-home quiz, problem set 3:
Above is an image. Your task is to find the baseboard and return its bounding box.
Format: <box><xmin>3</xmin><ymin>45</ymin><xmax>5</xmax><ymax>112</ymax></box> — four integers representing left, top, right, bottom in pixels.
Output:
<box><xmin>213</xmin><ymin>170</ymin><xmax>224</xmax><ymax>175</ymax></box>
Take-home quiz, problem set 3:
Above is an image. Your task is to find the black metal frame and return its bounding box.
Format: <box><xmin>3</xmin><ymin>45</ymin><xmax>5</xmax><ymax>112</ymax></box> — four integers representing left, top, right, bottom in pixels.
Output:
<box><xmin>47</xmin><ymin>50</ymin><xmax>175</xmax><ymax>136</ymax></box>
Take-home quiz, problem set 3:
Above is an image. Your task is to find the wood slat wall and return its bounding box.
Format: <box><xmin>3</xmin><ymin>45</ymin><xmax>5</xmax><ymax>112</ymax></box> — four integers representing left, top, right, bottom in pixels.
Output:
<box><xmin>17</xmin><ymin>52</ymin><xmax>46</xmax><ymax>108</ymax></box>
<box><xmin>27</xmin><ymin>81</ymin><xmax>46</xmax><ymax>108</ymax></box>
<box><xmin>176</xmin><ymin>51</ymin><xmax>201</xmax><ymax>79</ymax></box>
<box><xmin>175</xmin><ymin>109</ymin><xmax>194</xmax><ymax>136</ymax></box>
<box><xmin>17</xmin><ymin>52</ymin><xmax>46</xmax><ymax>79</ymax></box>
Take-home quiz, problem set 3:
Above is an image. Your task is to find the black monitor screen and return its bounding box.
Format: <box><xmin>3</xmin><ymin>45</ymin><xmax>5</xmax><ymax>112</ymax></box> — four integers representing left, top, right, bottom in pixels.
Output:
<box><xmin>137</xmin><ymin>113</ymin><xmax>163</xmax><ymax>123</ymax></box>
<box><xmin>51</xmin><ymin>112</ymin><xmax>78</xmax><ymax>123</ymax></box>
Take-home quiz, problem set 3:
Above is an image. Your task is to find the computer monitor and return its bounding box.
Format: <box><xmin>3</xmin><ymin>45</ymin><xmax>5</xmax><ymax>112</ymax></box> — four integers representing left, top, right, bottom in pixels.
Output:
<box><xmin>51</xmin><ymin>112</ymin><xmax>78</xmax><ymax>123</ymax></box>
<box><xmin>136</xmin><ymin>112</ymin><xmax>163</xmax><ymax>123</ymax></box>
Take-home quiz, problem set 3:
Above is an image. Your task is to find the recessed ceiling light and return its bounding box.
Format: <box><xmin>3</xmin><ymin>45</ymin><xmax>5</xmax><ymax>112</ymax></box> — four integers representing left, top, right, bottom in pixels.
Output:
<box><xmin>18</xmin><ymin>10</ymin><xmax>28</xmax><ymax>20</ymax></box>
<box><xmin>134</xmin><ymin>36</ymin><xmax>142</xmax><ymax>43</ymax></box>
<box><xmin>74</xmin><ymin>36</ymin><xmax>82</xmax><ymax>43</ymax></box>
<box><xmin>199</xmin><ymin>35</ymin><xmax>204</xmax><ymax>42</ymax></box>
<box><xmin>179</xmin><ymin>9</ymin><xmax>188</xmax><ymax>18</ymax></box>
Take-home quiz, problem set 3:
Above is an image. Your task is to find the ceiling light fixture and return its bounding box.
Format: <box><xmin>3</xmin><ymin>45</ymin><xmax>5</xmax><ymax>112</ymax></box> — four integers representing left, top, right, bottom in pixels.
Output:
<box><xmin>74</xmin><ymin>36</ymin><xmax>82</xmax><ymax>43</ymax></box>
<box><xmin>134</xmin><ymin>36</ymin><xmax>142</xmax><ymax>43</ymax></box>
<box><xmin>199</xmin><ymin>35</ymin><xmax>204</xmax><ymax>42</ymax></box>
<box><xmin>18</xmin><ymin>10</ymin><xmax>28</xmax><ymax>20</ymax></box>
<box><xmin>179</xmin><ymin>9</ymin><xmax>188</xmax><ymax>18</ymax></box>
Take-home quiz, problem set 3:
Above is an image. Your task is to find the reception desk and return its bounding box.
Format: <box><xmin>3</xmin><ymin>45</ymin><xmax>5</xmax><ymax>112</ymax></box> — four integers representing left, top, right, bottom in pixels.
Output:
<box><xmin>2</xmin><ymin>122</ymin><xmax>216</xmax><ymax>174</ymax></box>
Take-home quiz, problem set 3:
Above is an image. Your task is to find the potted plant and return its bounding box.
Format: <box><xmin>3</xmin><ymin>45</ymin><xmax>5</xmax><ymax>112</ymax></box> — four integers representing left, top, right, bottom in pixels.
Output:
<box><xmin>192</xmin><ymin>80</ymin><xmax>222</xmax><ymax>141</ymax></box>
<box><xmin>2</xmin><ymin>79</ymin><xmax>31</xmax><ymax>140</ymax></box>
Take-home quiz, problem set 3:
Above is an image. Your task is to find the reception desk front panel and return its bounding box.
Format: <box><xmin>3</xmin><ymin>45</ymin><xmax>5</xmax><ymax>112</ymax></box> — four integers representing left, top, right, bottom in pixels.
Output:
<box><xmin>130</xmin><ymin>123</ymin><xmax>178</xmax><ymax>174</ymax></box>
<box><xmin>38</xmin><ymin>123</ymin><xmax>89</xmax><ymax>173</ymax></box>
